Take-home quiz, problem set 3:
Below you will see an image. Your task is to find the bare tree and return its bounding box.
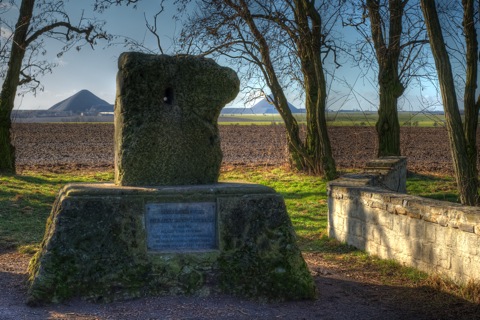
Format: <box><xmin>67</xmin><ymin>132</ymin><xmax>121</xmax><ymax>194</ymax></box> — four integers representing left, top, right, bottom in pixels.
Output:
<box><xmin>0</xmin><ymin>0</ymin><xmax>107</xmax><ymax>174</ymax></box>
<box><xmin>461</xmin><ymin>0</ymin><xmax>480</xmax><ymax>192</ymax></box>
<box><xmin>108</xmin><ymin>2</ymin><xmax>168</xmax><ymax>54</ymax></box>
<box><xmin>94</xmin><ymin>0</ymin><xmax>139</xmax><ymax>11</ymax></box>
<box><xmin>420</xmin><ymin>0</ymin><xmax>479</xmax><ymax>205</ymax></box>
<box><xmin>176</xmin><ymin>0</ymin><xmax>339</xmax><ymax>179</ymax></box>
<box><xmin>344</xmin><ymin>0</ymin><xmax>429</xmax><ymax>157</ymax></box>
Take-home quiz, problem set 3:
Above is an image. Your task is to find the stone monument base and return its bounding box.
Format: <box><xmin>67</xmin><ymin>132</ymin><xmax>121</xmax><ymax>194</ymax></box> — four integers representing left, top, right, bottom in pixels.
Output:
<box><xmin>27</xmin><ymin>183</ymin><xmax>315</xmax><ymax>304</ymax></box>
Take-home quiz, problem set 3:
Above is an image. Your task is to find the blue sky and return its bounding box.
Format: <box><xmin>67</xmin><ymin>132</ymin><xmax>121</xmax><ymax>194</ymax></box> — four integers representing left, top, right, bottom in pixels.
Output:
<box><xmin>2</xmin><ymin>1</ymin><xmax>450</xmax><ymax>112</ymax></box>
<box><xmin>7</xmin><ymin>1</ymin><xmax>178</xmax><ymax>110</ymax></box>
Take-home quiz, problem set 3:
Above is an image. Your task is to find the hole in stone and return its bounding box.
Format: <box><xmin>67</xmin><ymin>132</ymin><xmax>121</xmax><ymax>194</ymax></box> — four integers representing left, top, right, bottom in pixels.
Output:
<box><xmin>163</xmin><ymin>87</ymin><xmax>174</xmax><ymax>105</ymax></box>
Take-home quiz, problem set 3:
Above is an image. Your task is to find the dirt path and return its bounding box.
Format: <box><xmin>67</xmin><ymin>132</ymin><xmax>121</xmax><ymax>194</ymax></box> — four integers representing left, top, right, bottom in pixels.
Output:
<box><xmin>1</xmin><ymin>251</ymin><xmax>478</xmax><ymax>320</ymax></box>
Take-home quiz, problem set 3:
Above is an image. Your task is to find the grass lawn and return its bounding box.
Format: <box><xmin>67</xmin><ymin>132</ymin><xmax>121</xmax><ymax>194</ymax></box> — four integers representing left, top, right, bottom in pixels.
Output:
<box><xmin>1</xmin><ymin>166</ymin><xmax>478</xmax><ymax>303</ymax></box>
<box><xmin>406</xmin><ymin>172</ymin><xmax>459</xmax><ymax>203</ymax></box>
<box><xmin>0</xmin><ymin>171</ymin><xmax>112</xmax><ymax>251</ymax></box>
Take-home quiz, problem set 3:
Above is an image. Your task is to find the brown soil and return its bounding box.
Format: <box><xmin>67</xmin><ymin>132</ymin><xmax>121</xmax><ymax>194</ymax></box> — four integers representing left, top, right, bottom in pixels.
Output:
<box><xmin>2</xmin><ymin>123</ymin><xmax>479</xmax><ymax>319</ymax></box>
<box><xmin>12</xmin><ymin>123</ymin><xmax>459</xmax><ymax>175</ymax></box>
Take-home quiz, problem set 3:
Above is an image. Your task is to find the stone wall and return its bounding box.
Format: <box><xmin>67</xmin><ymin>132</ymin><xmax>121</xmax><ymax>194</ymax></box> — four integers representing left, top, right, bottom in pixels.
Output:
<box><xmin>328</xmin><ymin>157</ymin><xmax>480</xmax><ymax>285</ymax></box>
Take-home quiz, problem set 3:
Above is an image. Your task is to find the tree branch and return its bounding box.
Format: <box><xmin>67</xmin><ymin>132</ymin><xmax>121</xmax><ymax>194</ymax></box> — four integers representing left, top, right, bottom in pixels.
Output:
<box><xmin>26</xmin><ymin>21</ymin><xmax>106</xmax><ymax>46</ymax></box>
<box><xmin>399</xmin><ymin>38</ymin><xmax>429</xmax><ymax>50</ymax></box>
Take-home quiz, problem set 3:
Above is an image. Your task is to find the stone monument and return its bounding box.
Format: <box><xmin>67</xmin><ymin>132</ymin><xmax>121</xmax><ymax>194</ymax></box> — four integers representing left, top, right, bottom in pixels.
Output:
<box><xmin>27</xmin><ymin>53</ymin><xmax>315</xmax><ymax>305</ymax></box>
<box><xmin>114</xmin><ymin>53</ymin><xmax>236</xmax><ymax>186</ymax></box>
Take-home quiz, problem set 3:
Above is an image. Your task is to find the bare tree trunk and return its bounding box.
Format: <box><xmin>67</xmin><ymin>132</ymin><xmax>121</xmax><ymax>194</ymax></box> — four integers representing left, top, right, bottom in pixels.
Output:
<box><xmin>367</xmin><ymin>0</ymin><xmax>405</xmax><ymax>157</ymax></box>
<box><xmin>421</xmin><ymin>0</ymin><xmax>479</xmax><ymax>205</ymax></box>
<box><xmin>293</xmin><ymin>0</ymin><xmax>336</xmax><ymax>179</ymax></box>
<box><xmin>0</xmin><ymin>0</ymin><xmax>35</xmax><ymax>174</ymax></box>
<box><xmin>270</xmin><ymin>86</ymin><xmax>312</xmax><ymax>172</ymax></box>
<box><xmin>315</xmin><ymin>99</ymin><xmax>337</xmax><ymax>180</ymax></box>
<box><xmin>376</xmin><ymin>81</ymin><xmax>402</xmax><ymax>156</ymax></box>
<box><xmin>462</xmin><ymin>0</ymin><xmax>480</xmax><ymax>189</ymax></box>
<box><xmin>228</xmin><ymin>0</ymin><xmax>306</xmax><ymax>173</ymax></box>
<box><xmin>302</xmin><ymin>78</ymin><xmax>336</xmax><ymax>179</ymax></box>
<box><xmin>0</xmin><ymin>90</ymin><xmax>16</xmax><ymax>174</ymax></box>
<box><xmin>234</xmin><ymin>0</ymin><xmax>336</xmax><ymax>178</ymax></box>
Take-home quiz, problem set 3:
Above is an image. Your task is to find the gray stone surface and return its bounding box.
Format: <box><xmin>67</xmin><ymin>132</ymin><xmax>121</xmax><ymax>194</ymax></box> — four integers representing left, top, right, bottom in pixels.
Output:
<box><xmin>27</xmin><ymin>183</ymin><xmax>315</xmax><ymax>304</ymax></box>
<box><xmin>328</xmin><ymin>157</ymin><xmax>480</xmax><ymax>285</ymax></box>
<box><xmin>114</xmin><ymin>52</ymin><xmax>240</xmax><ymax>186</ymax></box>
<box><xmin>364</xmin><ymin>156</ymin><xmax>407</xmax><ymax>193</ymax></box>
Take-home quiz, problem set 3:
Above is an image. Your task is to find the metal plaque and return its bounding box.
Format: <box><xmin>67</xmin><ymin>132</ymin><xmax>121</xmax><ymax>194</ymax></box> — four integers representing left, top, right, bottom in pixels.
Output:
<box><xmin>145</xmin><ymin>202</ymin><xmax>217</xmax><ymax>252</ymax></box>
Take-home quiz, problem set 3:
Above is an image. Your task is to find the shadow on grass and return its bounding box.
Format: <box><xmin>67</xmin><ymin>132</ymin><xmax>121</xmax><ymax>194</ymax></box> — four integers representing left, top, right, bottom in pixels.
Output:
<box><xmin>407</xmin><ymin>171</ymin><xmax>459</xmax><ymax>203</ymax></box>
<box><xmin>297</xmin><ymin>235</ymin><xmax>358</xmax><ymax>254</ymax></box>
<box><xmin>14</xmin><ymin>173</ymin><xmax>103</xmax><ymax>185</ymax></box>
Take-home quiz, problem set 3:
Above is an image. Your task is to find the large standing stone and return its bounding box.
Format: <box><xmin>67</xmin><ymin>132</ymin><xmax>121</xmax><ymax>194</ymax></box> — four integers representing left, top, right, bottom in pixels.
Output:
<box><xmin>115</xmin><ymin>53</ymin><xmax>239</xmax><ymax>186</ymax></box>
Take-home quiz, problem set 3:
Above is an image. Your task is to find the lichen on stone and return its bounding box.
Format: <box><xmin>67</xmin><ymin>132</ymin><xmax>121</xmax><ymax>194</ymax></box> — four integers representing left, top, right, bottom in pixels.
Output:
<box><xmin>27</xmin><ymin>184</ymin><xmax>315</xmax><ymax>304</ymax></box>
<box><xmin>114</xmin><ymin>53</ymin><xmax>240</xmax><ymax>186</ymax></box>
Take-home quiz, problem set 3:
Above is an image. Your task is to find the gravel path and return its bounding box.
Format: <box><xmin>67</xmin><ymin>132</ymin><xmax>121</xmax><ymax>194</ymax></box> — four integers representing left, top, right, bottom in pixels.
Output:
<box><xmin>1</xmin><ymin>251</ymin><xmax>479</xmax><ymax>320</ymax></box>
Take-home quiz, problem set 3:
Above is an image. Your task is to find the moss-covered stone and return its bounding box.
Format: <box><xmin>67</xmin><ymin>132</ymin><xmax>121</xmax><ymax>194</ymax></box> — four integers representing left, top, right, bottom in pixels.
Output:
<box><xmin>114</xmin><ymin>53</ymin><xmax>239</xmax><ymax>186</ymax></box>
<box><xmin>218</xmin><ymin>196</ymin><xmax>316</xmax><ymax>300</ymax></box>
<box><xmin>27</xmin><ymin>183</ymin><xmax>315</xmax><ymax>305</ymax></box>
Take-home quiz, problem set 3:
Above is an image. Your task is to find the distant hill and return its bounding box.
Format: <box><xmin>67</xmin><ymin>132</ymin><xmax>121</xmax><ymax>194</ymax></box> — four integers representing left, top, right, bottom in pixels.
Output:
<box><xmin>221</xmin><ymin>108</ymin><xmax>256</xmax><ymax>115</ymax></box>
<box><xmin>251</xmin><ymin>96</ymin><xmax>304</xmax><ymax>114</ymax></box>
<box><xmin>49</xmin><ymin>89</ymin><xmax>113</xmax><ymax>113</ymax></box>
<box><xmin>221</xmin><ymin>96</ymin><xmax>305</xmax><ymax>115</ymax></box>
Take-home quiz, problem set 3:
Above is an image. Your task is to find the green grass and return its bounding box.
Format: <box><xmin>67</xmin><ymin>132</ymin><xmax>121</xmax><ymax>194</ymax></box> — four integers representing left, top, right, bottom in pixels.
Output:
<box><xmin>407</xmin><ymin>172</ymin><xmax>459</xmax><ymax>202</ymax></box>
<box><xmin>219</xmin><ymin>121</ymin><xmax>280</xmax><ymax>126</ymax></box>
<box><xmin>219</xmin><ymin>114</ymin><xmax>304</xmax><ymax>125</ymax></box>
<box><xmin>219</xmin><ymin>112</ymin><xmax>447</xmax><ymax>127</ymax></box>
<box><xmin>325</xmin><ymin>111</ymin><xmax>446</xmax><ymax>127</ymax></box>
<box><xmin>0</xmin><ymin>167</ymin><xmax>459</xmax><ymax>254</ymax></box>
<box><xmin>220</xmin><ymin>167</ymin><xmax>457</xmax><ymax>287</ymax></box>
<box><xmin>28</xmin><ymin>112</ymin><xmax>447</xmax><ymax>127</ymax></box>
<box><xmin>221</xmin><ymin>167</ymin><xmax>333</xmax><ymax>250</ymax></box>
<box><xmin>0</xmin><ymin>171</ymin><xmax>113</xmax><ymax>250</ymax></box>
<box><xmin>2</xmin><ymin>166</ymin><xmax>477</xmax><ymax>302</ymax></box>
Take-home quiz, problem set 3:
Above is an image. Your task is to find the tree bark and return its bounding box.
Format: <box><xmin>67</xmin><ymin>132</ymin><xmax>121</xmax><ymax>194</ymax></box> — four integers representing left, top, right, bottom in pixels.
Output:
<box><xmin>295</xmin><ymin>0</ymin><xmax>336</xmax><ymax>179</ymax></box>
<box><xmin>367</xmin><ymin>0</ymin><xmax>405</xmax><ymax>157</ymax></box>
<box><xmin>376</xmin><ymin>81</ymin><xmax>402</xmax><ymax>157</ymax></box>
<box><xmin>231</xmin><ymin>0</ymin><xmax>336</xmax><ymax>178</ymax></box>
<box><xmin>421</xmin><ymin>0</ymin><xmax>479</xmax><ymax>205</ymax></box>
<box><xmin>0</xmin><ymin>0</ymin><xmax>35</xmax><ymax>174</ymax></box>
<box><xmin>462</xmin><ymin>0</ymin><xmax>479</xmax><ymax>191</ymax></box>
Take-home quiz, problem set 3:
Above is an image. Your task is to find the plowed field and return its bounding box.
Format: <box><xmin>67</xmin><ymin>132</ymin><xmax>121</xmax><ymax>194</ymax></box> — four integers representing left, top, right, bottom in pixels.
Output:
<box><xmin>12</xmin><ymin>123</ymin><xmax>462</xmax><ymax>174</ymax></box>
